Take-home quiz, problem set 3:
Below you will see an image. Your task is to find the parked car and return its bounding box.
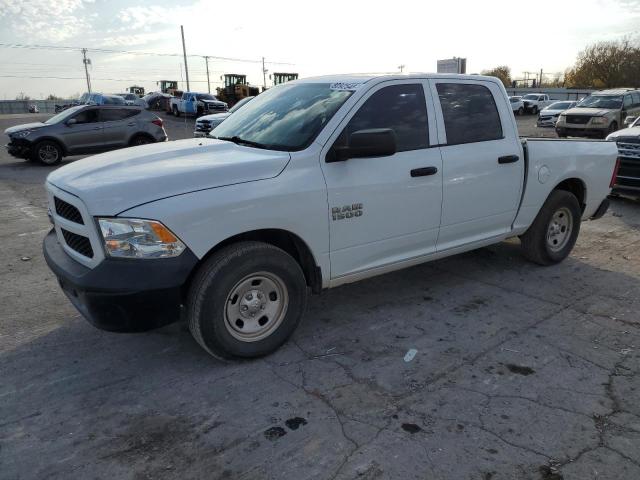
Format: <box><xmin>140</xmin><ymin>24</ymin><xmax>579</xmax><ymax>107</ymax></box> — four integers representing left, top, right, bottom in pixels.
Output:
<box><xmin>42</xmin><ymin>74</ymin><xmax>616</xmax><ymax>359</ymax></box>
<box><xmin>521</xmin><ymin>93</ymin><xmax>552</xmax><ymax>114</ymax></box>
<box><xmin>194</xmin><ymin>96</ymin><xmax>255</xmax><ymax>137</ymax></box>
<box><xmin>536</xmin><ymin>101</ymin><xmax>577</xmax><ymax>127</ymax></box>
<box><xmin>606</xmin><ymin>115</ymin><xmax>640</xmax><ymax>195</ymax></box>
<box><xmin>143</xmin><ymin>92</ymin><xmax>172</xmax><ymax>111</ymax></box>
<box><xmin>4</xmin><ymin>105</ymin><xmax>167</xmax><ymax>165</ymax></box>
<box><xmin>171</xmin><ymin>92</ymin><xmax>228</xmax><ymax>117</ymax></box>
<box><xmin>556</xmin><ymin>89</ymin><xmax>640</xmax><ymax>138</ymax></box>
<box><xmin>78</xmin><ymin>93</ymin><xmax>126</xmax><ymax>106</ymax></box>
<box><xmin>509</xmin><ymin>96</ymin><xmax>524</xmax><ymax>116</ymax></box>
<box><xmin>116</xmin><ymin>93</ymin><xmax>147</xmax><ymax>107</ymax></box>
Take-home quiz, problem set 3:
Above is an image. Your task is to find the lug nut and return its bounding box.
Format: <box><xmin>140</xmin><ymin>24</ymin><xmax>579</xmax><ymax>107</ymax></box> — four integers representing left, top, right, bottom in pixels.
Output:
<box><xmin>241</xmin><ymin>305</ymin><xmax>248</xmax><ymax>311</ymax></box>
<box><xmin>245</xmin><ymin>293</ymin><xmax>252</xmax><ymax>300</ymax></box>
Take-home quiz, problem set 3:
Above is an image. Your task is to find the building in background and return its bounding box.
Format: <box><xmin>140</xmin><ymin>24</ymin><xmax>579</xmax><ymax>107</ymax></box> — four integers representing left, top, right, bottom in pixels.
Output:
<box><xmin>437</xmin><ymin>57</ymin><xmax>467</xmax><ymax>74</ymax></box>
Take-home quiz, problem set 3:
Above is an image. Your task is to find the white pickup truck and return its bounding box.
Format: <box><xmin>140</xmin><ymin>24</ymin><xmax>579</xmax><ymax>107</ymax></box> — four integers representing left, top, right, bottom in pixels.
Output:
<box><xmin>43</xmin><ymin>74</ymin><xmax>617</xmax><ymax>359</ymax></box>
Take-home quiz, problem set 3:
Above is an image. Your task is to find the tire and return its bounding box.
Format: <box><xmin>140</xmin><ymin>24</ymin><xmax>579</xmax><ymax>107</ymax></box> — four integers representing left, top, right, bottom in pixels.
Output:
<box><xmin>556</xmin><ymin>129</ymin><xmax>567</xmax><ymax>138</ymax></box>
<box><xmin>173</xmin><ymin>106</ymin><xmax>180</xmax><ymax>117</ymax></box>
<box><xmin>607</xmin><ymin>122</ymin><xmax>618</xmax><ymax>136</ymax></box>
<box><xmin>520</xmin><ymin>190</ymin><xmax>581</xmax><ymax>266</ymax></box>
<box><xmin>129</xmin><ymin>134</ymin><xmax>153</xmax><ymax>146</ymax></box>
<box><xmin>531</xmin><ymin>105</ymin><xmax>538</xmax><ymax>115</ymax></box>
<box><xmin>187</xmin><ymin>241</ymin><xmax>308</xmax><ymax>359</ymax></box>
<box><xmin>517</xmin><ymin>107</ymin><xmax>524</xmax><ymax>116</ymax></box>
<box><xmin>31</xmin><ymin>140</ymin><xmax>63</xmax><ymax>166</ymax></box>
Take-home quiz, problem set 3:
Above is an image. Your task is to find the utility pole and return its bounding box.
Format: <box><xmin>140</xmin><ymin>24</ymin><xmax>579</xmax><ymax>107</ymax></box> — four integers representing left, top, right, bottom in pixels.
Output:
<box><xmin>181</xmin><ymin>25</ymin><xmax>190</xmax><ymax>91</ymax></box>
<box><xmin>262</xmin><ymin>57</ymin><xmax>268</xmax><ymax>90</ymax></box>
<box><xmin>539</xmin><ymin>68</ymin><xmax>543</xmax><ymax>88</ymax></box>
<box><xmin>398</xmin><ymin>64</ymin><xmax>405</xmax><ymax>73</ymax></box>
<box><xmin>204</xmin><ymin>56</ymin><xmax>211</xmax><ymax>93</ymax></box>
<box><xmin>81</xmin><ymin>48</ymin><xmax>92</xmax><ymax>93</ymax></box>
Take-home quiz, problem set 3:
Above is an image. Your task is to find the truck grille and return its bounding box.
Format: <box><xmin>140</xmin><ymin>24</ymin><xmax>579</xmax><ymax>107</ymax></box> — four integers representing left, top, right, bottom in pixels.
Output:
<box><xmin>616</xmin><ymin>141</ymin><xmax>640</xmax><ymax>189</ymax></box>
<box><xmin>195</xmin><ymin>120</ymin><xmax>212</xmax><ymax>133</ymax></box>
<box><xmin>61</xmin><ymin>229</ymin><xmax>94</xmax><ymax>258</ymax></box>
<box><xmin>54</xmin><ymin>196</ymin><xmax>84</xmax><ymax>224</ymax></box>
<box><xmin>566</xmin><ymin>115</ymin><xmax>591</xmax><ymax>125</ymax></box>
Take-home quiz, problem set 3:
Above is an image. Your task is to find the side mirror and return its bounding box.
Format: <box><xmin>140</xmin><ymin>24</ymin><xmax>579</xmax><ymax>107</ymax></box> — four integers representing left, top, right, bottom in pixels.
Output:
<box><xmin>624</xmin><ymin>115</ymin><xmax>637</xmax><ymax>127</ymax></box>
<box><xmin>66</xmin><ymin>118</ymin><xmax>77</xmax><ymax>126</ymax></box>
<box><xmin>327</xmin><ymin>128</ymin><xmax>396</xmax><ymax>162</ymax></box>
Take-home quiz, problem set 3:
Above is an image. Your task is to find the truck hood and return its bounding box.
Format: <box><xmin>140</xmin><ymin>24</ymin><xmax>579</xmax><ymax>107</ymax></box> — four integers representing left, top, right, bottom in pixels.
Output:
<box><xmin>4</xmin><ymin>122</ymin><xmax>48</xmax><ymax>135</ymax></box>
<box><xmin>46</xmin><ymin>138</ymin><xmax>291</xmax><ymax>215</ymax></box>
<box><xmin>197</xmin><ymin>112</ymin><xmax>230</xmax><ymax>122</ymax></box>
<box><xmin>606</xmin><ymin>126</ymin><xmax>640</xmax><ymax>140</ymax></box>
<box><xmin>563</xmin><ymin>107</ymin><xmax>611</xmax><ymax>117</ymax></box>
<box><xmin>540</xmin><ymin>109</ymin><xmax>564</xmax><ymax>116</ymax></box>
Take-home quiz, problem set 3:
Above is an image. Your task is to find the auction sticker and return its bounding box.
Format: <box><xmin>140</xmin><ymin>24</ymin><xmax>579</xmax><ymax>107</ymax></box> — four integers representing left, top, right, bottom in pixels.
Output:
<box><xmin>330</xmin><ymin>82</ymin><xmax>363</xmax><ymax>91</ymax></box>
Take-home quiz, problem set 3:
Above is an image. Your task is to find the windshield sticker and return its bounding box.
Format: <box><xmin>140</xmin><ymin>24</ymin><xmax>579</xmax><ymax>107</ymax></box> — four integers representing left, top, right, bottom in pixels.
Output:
<box><xmin>330</xmin><ymin>82</ymin><xmax>363</xmax><ymax>91</ymax></box>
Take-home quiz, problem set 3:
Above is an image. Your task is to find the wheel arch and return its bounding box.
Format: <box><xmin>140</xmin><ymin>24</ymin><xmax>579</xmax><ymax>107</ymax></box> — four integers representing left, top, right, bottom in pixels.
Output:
<box><xmin>553</xmin><ymin>177</ymin><xmax>587</xmax><ymax>212</ymax></box>
<box><xmin>184</xmin><ymin>228</ymin><xmax>323</xmax><ymax>300</ymax></box>
<box><xmin>128</xmin><ymin>132</ymin><xmax>155</xmax><ymax>146</ymax></box>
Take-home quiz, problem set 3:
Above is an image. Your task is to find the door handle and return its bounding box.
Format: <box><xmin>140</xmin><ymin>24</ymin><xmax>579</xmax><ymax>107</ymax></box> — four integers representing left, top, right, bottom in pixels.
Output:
<box><xmin>410</xmin><ymin>166</ymin><xmax>438</xmax><ymax>177</ymax></box>
<box><xmin>498</xmin><ymin>155</ymin><xmax>519</xmax><ymax>164</ymax></box>
<box><xmin>127</xmin><ymin>123</ymin><xmax>135</xmax><ymax>127</ymax></box>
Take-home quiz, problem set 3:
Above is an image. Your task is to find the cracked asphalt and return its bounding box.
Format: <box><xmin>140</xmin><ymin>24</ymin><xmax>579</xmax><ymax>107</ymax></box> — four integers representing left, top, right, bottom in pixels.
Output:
<box><xmin>1</xmin><ymin>113</ymin><xmax>639</xmax><ymax>480</ymax></box>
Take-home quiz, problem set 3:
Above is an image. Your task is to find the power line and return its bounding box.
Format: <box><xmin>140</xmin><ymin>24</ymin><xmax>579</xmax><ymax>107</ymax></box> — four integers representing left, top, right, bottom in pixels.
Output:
<box><xmin>0</xmin><ymin>74</ymin><xmax>223</xmax><ymax>84</ymax></box>
<box><xmin>0</xmin><ymin>42</ymin><xmax>295</xmax><ymax>65</ymax></box>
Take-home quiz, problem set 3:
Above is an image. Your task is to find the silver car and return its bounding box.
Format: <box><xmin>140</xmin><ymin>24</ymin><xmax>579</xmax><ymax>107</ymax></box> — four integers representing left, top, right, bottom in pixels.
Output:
<box><xmin>194</xmin><ymin>96</ymin><xmax>255</xmax><ymax>137</ymax></box>
<box><xmin>536</xmin><ymin>101</ymin><xmax>577</xmax><ymax>128</ymax></box>
<box><xmin>4</xmin><ymin>105</ymin><xmax>167</xmax><ymax>165</ymax></box>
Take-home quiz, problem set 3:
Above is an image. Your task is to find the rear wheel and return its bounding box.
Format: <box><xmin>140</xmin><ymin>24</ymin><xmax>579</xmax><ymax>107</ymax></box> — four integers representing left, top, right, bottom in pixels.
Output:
<box><xmin>129</xmin><ymin>134</ymin><xmax>153</xmax><ymax>146</ymax></box>
<box><xmin>187</xmin><ymin>241</ymin><xmax>308</xmax><ymax>359</ymax></box>
<box><xmin>31</xmin><ymin>140</ymin><xmax>62</xmax><ymax>165</ymax></box>
<box><xmin>520</xmin><ymin>190</ymin><xmax>581</xmax><ymax>265</ymax></box>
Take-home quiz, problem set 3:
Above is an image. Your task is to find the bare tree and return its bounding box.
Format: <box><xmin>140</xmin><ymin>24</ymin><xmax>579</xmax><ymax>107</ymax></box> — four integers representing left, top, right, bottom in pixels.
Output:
<box><xmin>481</xmin><ymin>66</ymin><xmax>512</xmax><ymax>87</ymax></box>
<box><xmin>565</xmin><ymin>39</ymin><xmax>640</xmax><ymax>88</ymax></box>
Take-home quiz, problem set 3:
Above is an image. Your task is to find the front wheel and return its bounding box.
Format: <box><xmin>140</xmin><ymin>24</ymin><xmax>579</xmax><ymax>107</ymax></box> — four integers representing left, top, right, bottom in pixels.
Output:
<box><xmin>31</xmin><ymin>140</ymin><xmax>63</xmax><ymax>165</ymax></box>
<box><xmin>531</xmin><ymin>105</ymin><xmax>538</xmax><ymax>115</ymax></box>
<box><xmin>187</xmin><ymin>241</ymin><xmax>308</xmax><ymax>359</ymax></box>
<box><xmin>173</xmin><ymin>106</ymin><xmax>180</xmax><ymax>117</ymax></box>
<box><xmin>520</xmin><ymin>190</ymin><xmax>581</xmax><ymax>265</ymax></box>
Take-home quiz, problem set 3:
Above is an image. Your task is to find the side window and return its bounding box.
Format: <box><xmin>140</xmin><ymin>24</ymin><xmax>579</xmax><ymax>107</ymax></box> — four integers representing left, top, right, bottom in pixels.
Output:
<box><xmin>623</xmin><ymin>95</ymin><xmax>633</xmax><ymax>109</ymax></box>
<box><xmin>72</xmin><ymin>108</ymin><xmax>99</xmax><ymax>124</ymax></box>
<box><xmin>436</xmin><ymin>83</ymin><xmax>503</xmax><ymax>145</ymax></box>
<box><xmin>339</xmin><ymin>84</ymin><xmax>429</xmax><ymax>153</ymax></box>
<box><xmin>101</xmin><ymin>109</ymin><xmax>138</xmax><ymax>122</ymax></box>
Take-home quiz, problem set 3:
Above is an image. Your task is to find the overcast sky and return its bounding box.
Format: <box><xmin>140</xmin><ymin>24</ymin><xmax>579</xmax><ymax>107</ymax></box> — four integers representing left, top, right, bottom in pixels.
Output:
<box><xmin>1</xmin><ymin>0</ymin><xmax>639</xmax><ymax>99</ymax></box>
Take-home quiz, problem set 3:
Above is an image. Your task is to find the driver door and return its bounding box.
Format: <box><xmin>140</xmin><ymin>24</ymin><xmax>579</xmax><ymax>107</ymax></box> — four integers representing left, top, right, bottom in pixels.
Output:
<box><xmin>60</xmin><ymin>107</ymin><xmax>103</xmax><ymax>154</ymax></box>
<box><xmin>320</xmin><ymin>81</ymin><xmax>443</xmax><ymax>281</ymax></box>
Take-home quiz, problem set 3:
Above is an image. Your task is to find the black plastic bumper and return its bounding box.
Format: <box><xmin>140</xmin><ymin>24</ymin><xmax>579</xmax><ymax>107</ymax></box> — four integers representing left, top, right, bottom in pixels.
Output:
<box><xmin>590</xmin><ymin>198</ymin><xmax>610</xmax><ymax>220</ymax></box>
<box><xmin>556</xmin><ymin>127</ymin><xmax>605</xmax><ymax>138</ymax></box>
<box><xmin>43</xmin><ymin>229</ymin><xmax>199</xmax><ymax>332</ymax></box>
<box><xmin>5</xmin><ymin>141</ymin><xmax>31</xmax><ymax>159</ymax></box>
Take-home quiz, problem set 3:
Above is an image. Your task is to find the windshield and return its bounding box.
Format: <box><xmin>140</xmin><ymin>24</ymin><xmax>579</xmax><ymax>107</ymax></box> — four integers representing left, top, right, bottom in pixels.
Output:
<box><xmin>229</xmin><ymin>96</ymin><xmax>254</xmax><ymax>113</ymax></box>
<box><xmin>212</xmin><ymin>83</ymin><xmax>354</xmax><ymax>151</ymax></box>
<box><xmin>44</xmin><ymin>106</ymin><xmax>84</xmax><ymax>124</ymax></box>
<box><xmin>546</xmin><ymin>102</ymin><xmax>573</xmax><ymax>110</ymax></box>
<box><xmin>523</xmin><ymin>94</ymin><xmax>541</xmax><ymax>100</ymax></box>
<box><xmin>509</xmin><ymin>97</ymin><xmax>520</xmax><ymax>103</ymax></box>
<box><xmin>196</xmin><ymin>94</ymin><xmax>216</xmax><ymax>101</ymax></box>
<box><xmin>578</xmin><ymin>95</ymin><xmax>622</xmax><ymax>109</ymax></box>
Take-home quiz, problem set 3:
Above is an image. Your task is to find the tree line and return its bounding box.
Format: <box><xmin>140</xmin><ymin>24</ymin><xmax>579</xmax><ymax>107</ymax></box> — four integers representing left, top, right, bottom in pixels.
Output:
<box><xmin>482</xmin><ymin>38</ymin><xmax>640</xmax><ymax>89</ymax></box>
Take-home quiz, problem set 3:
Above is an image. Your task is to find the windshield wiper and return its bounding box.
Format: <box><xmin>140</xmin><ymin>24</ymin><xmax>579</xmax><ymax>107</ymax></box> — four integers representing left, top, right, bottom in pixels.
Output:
<box><xmin>215</xmin><ymin>135</ymin><xmax>270</xmax><ymax>150</ymax></box>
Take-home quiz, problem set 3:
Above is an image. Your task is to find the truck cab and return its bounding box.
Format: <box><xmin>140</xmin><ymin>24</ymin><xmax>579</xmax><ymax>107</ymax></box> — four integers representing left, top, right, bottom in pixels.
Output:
<box><xmin>171</xmin><ymin>92</ymin><xmax>228</xmax><ymax>117</ymax></box>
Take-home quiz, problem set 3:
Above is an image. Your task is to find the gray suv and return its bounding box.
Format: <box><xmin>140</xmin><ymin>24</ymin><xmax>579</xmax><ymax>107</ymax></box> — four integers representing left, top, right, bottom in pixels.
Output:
<box><xmin>4</xmin><ymin>105</ymin><xmax>168</xmax><ymax>165</ymax></box>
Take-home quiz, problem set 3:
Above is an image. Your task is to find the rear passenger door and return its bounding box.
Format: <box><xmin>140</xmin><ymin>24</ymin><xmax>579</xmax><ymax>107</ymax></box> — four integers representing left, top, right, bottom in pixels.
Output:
<box><xmin>100</xmin><ymin>108</ymin><xmax>139</xmax><ymax>148</ymax></box>
<box><xmin>429</xmin><ymin>80</ymin><xmax>524</xmax><ymax>251</ymax></box>
<box><xmin>321</xmin><ymin>81</ymin><xmax>442</xmax><ymax>280</ymax></box>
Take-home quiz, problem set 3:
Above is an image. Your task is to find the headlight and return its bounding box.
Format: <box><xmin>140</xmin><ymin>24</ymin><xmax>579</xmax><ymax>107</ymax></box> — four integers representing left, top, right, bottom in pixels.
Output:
<box><xmin>98</xmin><ymin>218</ymin><xmax>185</xmax><ymax>259</ymax></box>
<box><xmin>591</xmin><ymin>116</ymin><xmax>607</xmax><ymax>125</ymax></box>
<box><xmin>13</xmin><ymin>130</ymin><xmax>32</xmax><ymax>138</ymax></box>
<box><xmin>558</xmin><ymin>115</ymin><xmax>566</xmax><ymax>122</ymax></box>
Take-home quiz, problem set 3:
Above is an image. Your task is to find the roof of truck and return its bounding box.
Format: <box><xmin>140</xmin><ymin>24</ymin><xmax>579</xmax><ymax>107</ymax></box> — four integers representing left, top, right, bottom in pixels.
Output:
<box><xmin>596</xmin><ymin>88</ymin><xmax>637</xmax><ymax>95</ymax></box>
<box><xmin>294</xmin><ymin>73</ymin><xmax>502</xmax><ymax>85</ymax></box>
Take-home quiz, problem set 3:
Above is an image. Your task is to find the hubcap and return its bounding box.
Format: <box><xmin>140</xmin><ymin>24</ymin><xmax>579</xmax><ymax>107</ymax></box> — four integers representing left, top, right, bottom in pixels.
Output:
<box><xmin>224</xmin><ymin>272</ymin><xmax>288</xmax><ymax>342</ymax></box>
<box><xmin>546</xmin><ymin>207</ymin><xmax>573</xmax><ymax>252</ymax></box>
<box><xmin>39</xmin><ymin>145</ymin><xmax>58</xmax><ymax>163</ymax></box>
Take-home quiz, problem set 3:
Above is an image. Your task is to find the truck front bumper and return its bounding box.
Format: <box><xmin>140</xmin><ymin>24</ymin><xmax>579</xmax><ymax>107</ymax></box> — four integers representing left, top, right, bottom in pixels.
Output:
<box><xmin>5</xmin><ymin>140</ymin><xmax>32</xmax><ymax>159</ymax></box>
<box><xmin>43</xmin><ymin>229</ymin><xmax>199</xmax><ymax>332</ymax></box>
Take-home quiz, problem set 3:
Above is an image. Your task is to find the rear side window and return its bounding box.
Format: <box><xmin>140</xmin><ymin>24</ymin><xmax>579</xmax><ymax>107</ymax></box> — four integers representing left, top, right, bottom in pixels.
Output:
<box><xmin>101</xmin><ymin>109</ymin><xmax>139</xmax><ymax>122</ymax></box>
<box><xmin>623</xmin><ymin>95</ymin><xmax>633</xmax><ymax>109</ymax></box>
<box><xmin>436</xmin><ymin>83</ymin><xmax>503</xmax><ymax>145</ymax></box>
<box><xmin>342</xmin><ymin>84</ymin><xmax>429</xmax><ymax>152</ymax></box>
